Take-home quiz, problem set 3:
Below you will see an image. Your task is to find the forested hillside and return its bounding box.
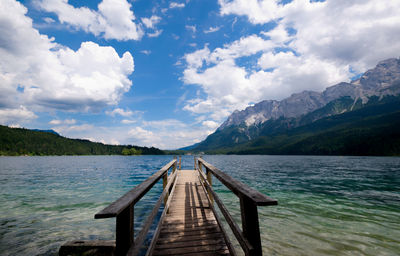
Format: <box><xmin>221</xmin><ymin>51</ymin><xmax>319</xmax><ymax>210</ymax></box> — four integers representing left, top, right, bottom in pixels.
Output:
<box><xmin>201</xmin><ymin>96</ymin><xmax>400</xmax><ymax>156</ymax></box>
<box><xmin>0</xmin><ymin>126</ymin><xmax>164</xmax><ymax>156</ymax></box>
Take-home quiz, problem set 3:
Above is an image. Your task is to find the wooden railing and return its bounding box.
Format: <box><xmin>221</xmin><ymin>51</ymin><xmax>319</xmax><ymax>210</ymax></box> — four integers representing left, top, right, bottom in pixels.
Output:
<box><xmin>196</xmin><ymin>157</ymin><xmax>278</xmax><ymax>256</ymax></box>
<box><xmin>95</xmin><ymin>157</ymin><xmax>181</xmax><ymax>256</ymax></box>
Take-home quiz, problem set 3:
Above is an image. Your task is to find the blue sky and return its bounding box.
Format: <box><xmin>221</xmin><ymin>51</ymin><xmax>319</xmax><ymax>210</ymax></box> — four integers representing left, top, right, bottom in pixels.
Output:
<box><xmin>1</xmin><ymin>0</ymin><xmax>400</xmax><ymax>149</ymax></box>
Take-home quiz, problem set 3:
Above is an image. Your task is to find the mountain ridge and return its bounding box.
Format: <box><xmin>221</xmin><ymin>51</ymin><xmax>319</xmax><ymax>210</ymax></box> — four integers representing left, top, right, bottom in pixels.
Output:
<box><xmin>186</xmin><ymin>57</ymin><xmax>400</xmax><ymax>154</ymax></box>
<box><xmin>219</xmin><ymin>58</ymin><xmax>400</xmax><ymax>130</ymax></box>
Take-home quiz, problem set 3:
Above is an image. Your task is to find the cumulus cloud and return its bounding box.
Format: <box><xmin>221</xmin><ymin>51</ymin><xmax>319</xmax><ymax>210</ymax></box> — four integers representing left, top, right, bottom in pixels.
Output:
<box><xmin>141</xmin><ymin>50</ymin><xmax>151</xmax><ymax>55</ymax></box>
<box><xmin>52</xmin><ymin>124</ymin><xmax>94</xmax><ymax>136</ymax></box>
<box><xmin>204</xmin><ymin>26</ymin><xmax>221</xmax><ymax>34</ymax></box>
<box><xmin>0</xmin><ymin>0</ymin><xmax>134</xmax><ymax>120</ymax></box>
<box><xmin>202</xmin><ymin>120</ymin><xmax>219</xmax><ymax>130</ymax></box>
<box><xmin>37</xmin><ymin>0</ymin><xmax>144</xmax><ymax>41</ymax></box>
<box><xmin>169</xmin><ymin>2</ymin><xmax>185</xmax><ymax>9</ymax></box>
<box><xmin>141</xmin><ymin>15</ymin><xmax>161</xmax><ymax>29</ymax></box>
<box><xmin>123</xmin><ymin>119</ymin><xmax>216</xmax><ymax>149</ymax></box>
<box><xmin>219</xmin><ymin>0</ymin><xmax>400</xmax><ymax>71</ymax></box>
<box><xmin>49</xmin><ymin>119</ymin><xmax>76</xmax><ymax>125</ymax></box>
<box><xmin>185</xmin><ymin>25</ymin><xmax>196</xmax><ymax>33</ymax></box>
<box><xmin>121</xmin><ymin>119</ymin><xmax>136</xmax><ymax>124</ymax></box>
<box><xmin>181</xmin><ymin>0</ymin><xmax>400</xmax><ymax>123</ymax></box>
<box><xmin>0</xmin><ymin>106</ymin><xmax>37</xmax><ymax>125</ymax></box>
<box><xmin>147</xmin><ymin>29</ymin><xmax>163</xmax><ymax>38</ymax></box>
<box><xmin>106</xmin><ymin>108</ymin><xmax>134</xmax><ymax>117</ymax></box>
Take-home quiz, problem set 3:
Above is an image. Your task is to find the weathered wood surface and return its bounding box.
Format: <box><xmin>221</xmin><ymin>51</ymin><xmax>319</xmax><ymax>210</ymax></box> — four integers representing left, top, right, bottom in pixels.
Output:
<box><xmin>95</xmin><ymin>160</ymin><xmax>176</xmax><ymax>218</ymax></box>
<box><xmin>197</xmin><ymin>157</ymin><xmax>278</xmax><ymax>256</ymax></box>
<box><xmin>59</xmin><ymin>240</ymin><xmax>115</xmax><ymax>256</ymax></box>
<box><xmin>151</xmin><ymin>170</ymin><xmax>230</xmax><ymax>256</ymax></box>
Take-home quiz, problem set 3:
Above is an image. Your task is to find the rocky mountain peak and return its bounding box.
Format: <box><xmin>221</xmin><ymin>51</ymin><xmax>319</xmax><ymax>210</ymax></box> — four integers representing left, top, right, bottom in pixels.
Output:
<box><xmin>355</xmin><ymin>58</ymin><xmax>400</xmax><ymax>90</ymax></box>
<box><xmin>218</xmin><ymin>57</ymin><xmax>400</xmax><ymax>130</ymax></box>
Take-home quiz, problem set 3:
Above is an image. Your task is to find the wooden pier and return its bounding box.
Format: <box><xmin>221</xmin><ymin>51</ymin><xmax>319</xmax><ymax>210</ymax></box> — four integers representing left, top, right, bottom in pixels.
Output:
<box><xmin>60</xmin><ymin>157</ymin><xmax>277</xmax><ymax>256</ymax></box>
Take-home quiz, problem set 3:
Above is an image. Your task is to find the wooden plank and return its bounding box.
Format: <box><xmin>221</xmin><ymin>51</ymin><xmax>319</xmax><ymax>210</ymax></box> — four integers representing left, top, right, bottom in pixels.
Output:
<box><xmin>159</xmin><ymin>226</ymin><xmax>221</xmax><ymax>235</ymax></box>
<box><xmin>162</xmin><ymin>217</ymin><xmax>216</xmax><ymax>224</ymax></box>
<box><xmin>198</xmin><ymin>169</ymin><xmax>252</xmax><ymax>255</ymax></box>
<box><xmin>145</xmin><ymin>168</ymin><xmax>180</xmax><ymax>256</ymax></box>
<box><xmin>151</xmin><ymin>170</ymin><xmax>230</xmax><ymax>256</ymax></box>
<box><xmin>95</xmin><ymin>160</ymin><xmax>176</xmax><ymax>218</ymax></box>
<box><xmin>160</xmin><ymin>221</ymin><xmax>218</xmax><ymax>230</ymax></box>
<box><xmin>152</xmin><ymin>249</ymin><xmax>230</xmax><ymax>256</ymax></box>
<box><xmin>155</xmin><ymin>238</ymin><xmax>226</xmax><ymax>249</ymax></box>
<box><xmin>152</xmin><ymin>244</ymin><xmax>229</xmax><ymax>255</ymax></box>
<box><xmin>198</xmin><ymin>158</ymin><xmax>277</xmax><ymax>206</ymax></box>
<box><xmin>128</xmin><ymin>169</ymin><xmax>178</xmax><ymax>256</ymax></box>
<box><xmin>59</xmin><ymin>240</ymin><xmax>115</xmax><ymax>256</ymax></box>
<box><xmin>155</xmin><ymin>233</ymin><xmax>225</xmax><ymax>244</ymax></box>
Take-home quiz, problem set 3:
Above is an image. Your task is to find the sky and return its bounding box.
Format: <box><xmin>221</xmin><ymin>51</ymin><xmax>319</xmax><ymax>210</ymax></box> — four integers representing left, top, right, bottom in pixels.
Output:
<box><xmin>1</xmin><ymin>0</ymin><xmax>400</xmax><ymax>149</ymax></box>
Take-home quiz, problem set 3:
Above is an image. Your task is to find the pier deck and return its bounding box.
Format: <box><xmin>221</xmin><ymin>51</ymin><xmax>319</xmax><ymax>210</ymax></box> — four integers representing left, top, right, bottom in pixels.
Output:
<box><xmin>60</xmin><ymin>157</ymin><xmax>277</xmax><ymax>256</ymax></box>
<box><xmin>152</xmin><ymin>170</ymin><xmax>229</xmax><ymax>255</ymax></box>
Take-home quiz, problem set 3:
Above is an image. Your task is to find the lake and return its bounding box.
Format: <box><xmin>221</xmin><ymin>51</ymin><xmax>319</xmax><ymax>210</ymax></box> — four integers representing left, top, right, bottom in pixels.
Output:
<box><xmin>0</xmin><ymin>155</ymin><xmax>399</xmax><ymax>255</ymax></box>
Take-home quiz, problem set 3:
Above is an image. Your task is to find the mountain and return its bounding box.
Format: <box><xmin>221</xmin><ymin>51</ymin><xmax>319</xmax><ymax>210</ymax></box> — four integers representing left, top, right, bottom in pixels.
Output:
<box><xmin>0</xmin><ymin>125</ymin><xmax>164</xmax><ymax>156</ymax></box>
<box><xmin>220</xmin><ymin>58</ymin><xmax>400</xmax><ymax>130</ymax></box>
<box><xmin>31</xmin><ymin>129</ymin><xmax>60</xmax><ymax>136</ymax></box>
<box><xmin>190</xmin><ymin>57</ymin><xmax>400</xmax><ymax>155</ymax></box>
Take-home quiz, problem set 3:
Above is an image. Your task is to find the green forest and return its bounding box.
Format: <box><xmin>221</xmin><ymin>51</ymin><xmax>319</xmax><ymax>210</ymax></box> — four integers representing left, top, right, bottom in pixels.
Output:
<box><xmin>0</xmin><ymin>126</ymin><xmax>164</xmax><ymax>156</ymax></box>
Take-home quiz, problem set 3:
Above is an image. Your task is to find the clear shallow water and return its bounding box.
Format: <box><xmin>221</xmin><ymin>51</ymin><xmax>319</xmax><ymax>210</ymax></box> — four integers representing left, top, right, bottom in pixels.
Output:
<box><xmin>0</xmin><ymin>155</ymin><xmax>399</xmax><ymax>255</ymax></box>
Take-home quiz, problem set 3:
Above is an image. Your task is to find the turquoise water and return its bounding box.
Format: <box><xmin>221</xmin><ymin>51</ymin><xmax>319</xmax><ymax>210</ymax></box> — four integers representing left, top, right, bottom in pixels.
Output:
<box><xmin>0</xmin><ymin>155</ymin><xmax>399</xmax><ymax>255</ymax></box>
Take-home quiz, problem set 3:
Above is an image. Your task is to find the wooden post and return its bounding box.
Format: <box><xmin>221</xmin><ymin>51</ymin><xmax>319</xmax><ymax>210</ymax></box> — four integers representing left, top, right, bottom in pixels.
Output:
<box><xmin>179</xmin><ymin>156</ymin><xmax>182</xmax><ymax>170</ymax></box>
<box><xmin>163</xmin><ymin>173</ymin><xmax>168</xmax><ymax>204</ymax></box>
<box><xmin>173</xmin><ymin>156</ymin><xmax>177</xmax><ymax>173</ymax></box>
<box><xmin>240</xmin><ymin>197</ymin><xmax>262</xmax><ymax>256</ymax></box>
<box><xmin>115</xmin><ymin>204</ymin><xmax>133</xmax><ymax>256</ymax></box>
<box><xmin>206</xmin><ymin>168</ymin><xmax>214</xmax><ymax>205</ymax></box>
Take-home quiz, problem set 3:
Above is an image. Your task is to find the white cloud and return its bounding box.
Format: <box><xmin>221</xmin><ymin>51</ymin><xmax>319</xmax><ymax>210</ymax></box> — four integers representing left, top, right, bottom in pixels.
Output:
<box><xmin>141</xmin><ymin>50</ymin><xmax>151</xmax><ymax>55</ymax></box>
<box><xmin>180</xmin><ymin>0</ymin><xmax>400</xmax><ymax>123</ymax></box>
<box><xmin>106</xmin><ymin>108</ymin><xmax>134</xmax><ymax>117</ymax></box>
<box><xmin>43</xmin><ymin>17</ymin><xmax>55</xmax><ymax>23</ymax></box>
<box><xmin>53</xmin><ymin>124</ymin><xmax>94</xmax><ymax>134</ymax></box>
<box><xmin>219</xmin><ymin>0</ymin><xmax>400</xmax><ymax>71</ymax></box>
<box><xmin>143</xmin><ymin>119</ymin><xmax>187</xmax><ymax>129</ymax></box>
<box><xmin>141</xmin><ymin>15</ymin><xmax>161</xmax><ymax>29</ymax></box>
<box><xmin>49</xmin><ymin>119</ymin><xmax>76</xmax><ymax>125</ymax></box>
<box><xmin>147</xmin><ymin>29</ymin><xmax>163</xmax><ymax>38</ymax></box>
<box><xmin>0</xmin><ymin>106</ymin><xmax>37</xmax><ymax>125</ymax></box>
<box><xmin>204</xmin><ymin>26</ymin><xmax>221</xmax><ymax>34</ymax></box>
<box><xmin>128</xmin><ymin>126</ymin><xmax>155</xmax><ymax>145</ymax></box>
<box><xmin>185</xmin><ymin>25</ymin><xmax>196</xmax><ymax>33</ymax></box>
<box><xmin>0</xmin><ymin>0</ymin><xmax>135</xmax><ymax>118</ymax></box>
<box><xmin>202</xmin><ymin>120</ymin><xmax>219</xmax><ymax>130</ymax></box>
<box><xmin>261</xmin><ymin>23</ymin><xmax>291</xmax><ymax>44</ymax></box>
<box><xmin>169</xmin><ymin>2</ymin><xmax>185</xmax><ymax>9</ymax></box>
<box><xmin>127</xmin><ymin>119</ymin><xmax>215</xmax><ymax>149</ymax></box>
<box><xmin>121</xmin><ymin>119</ymin><xmax>136</xmax><ymax>124</ymax></box>
<box><xmin>37</xmin><ymin>0</ymin><xmax>144</xmax><ymax>41</ymax></box>
<box><xmin>219</xmin><ymin>0</ymin><xmax>282</xmax><ymax>24</ymax></box>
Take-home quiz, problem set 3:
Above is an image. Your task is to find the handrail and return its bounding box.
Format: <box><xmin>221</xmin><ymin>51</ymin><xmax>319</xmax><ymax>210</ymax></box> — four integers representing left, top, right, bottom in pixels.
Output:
<box><xmin>197</xmin><ymin>169</ymin><xmax>252</xmax><ymax>255</ymax></box>
<box><xmin>95</xmin><ymin>159</ymin><xmax>176</xmax><ymax>218</ymax></box>
<box><xmin>196</xmin><ymin>157</ymin><xmax>277</xmax><ymax>256</ymax></box>
<box><xmin>197</xmin><ymin>158</ymin><xmax>277</xmax><ymax>206</ymax></box>
<box><xmin>95</xmin><ymin>158</ymin><xmax>178</xmax><ymax>256</ymax></box>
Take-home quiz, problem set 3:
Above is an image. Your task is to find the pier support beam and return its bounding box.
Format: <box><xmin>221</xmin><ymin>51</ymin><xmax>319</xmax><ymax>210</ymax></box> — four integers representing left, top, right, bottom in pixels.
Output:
<box><xmin>116</xmin><ymin>205</ymin><xmax>133</xmax><ymax>256</ymax></box>
<box><xmin>240</xmin><ymin>196</ymin><xmax>262</xmax><ymax>256</ymax></box>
